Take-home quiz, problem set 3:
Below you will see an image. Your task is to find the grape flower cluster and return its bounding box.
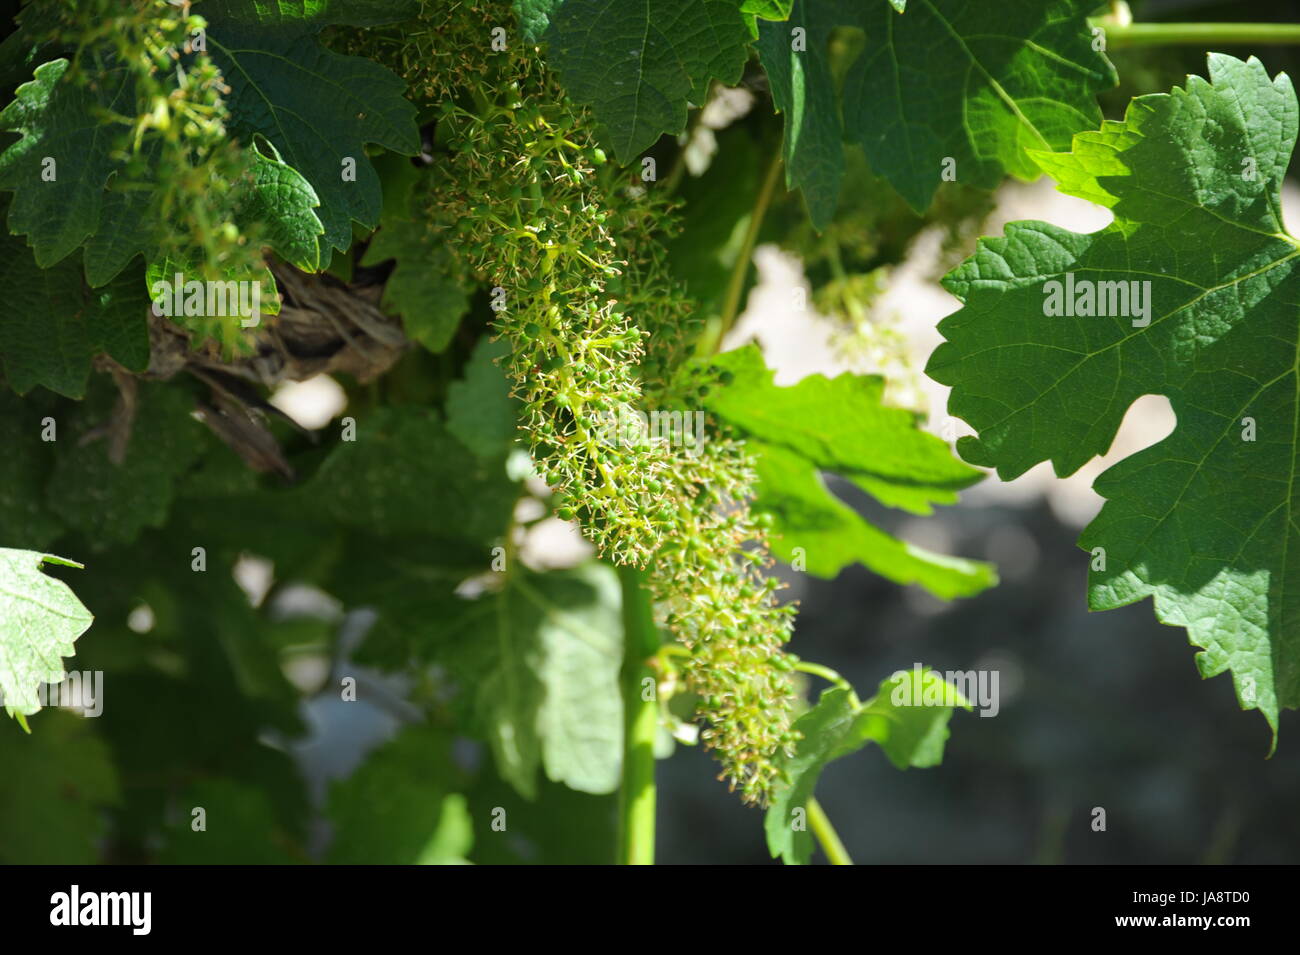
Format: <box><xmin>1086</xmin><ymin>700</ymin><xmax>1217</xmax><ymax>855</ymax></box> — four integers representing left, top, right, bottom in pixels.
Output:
<box><xmin>345</xmin><ymin>0</ymin><xmax>804</xmax><ymax>803</ymax></box>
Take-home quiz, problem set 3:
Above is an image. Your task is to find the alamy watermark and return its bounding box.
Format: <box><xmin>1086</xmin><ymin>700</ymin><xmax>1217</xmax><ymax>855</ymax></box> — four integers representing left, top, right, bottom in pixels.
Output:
<box><xmin>150</xmin><ymin>272</ymin><xmax>262</xmax><ymax>327</ymax></box>
<box><xmin>1043</xmin><ymin>272</ymin><xmax>1152</xmax><ymax>327</ymax></box>
<box><xmin>50</xmin><ymin>885</ymin><xmax>150</xmax><ymax>935</ymax></box>
<box><xmin>0</xmin><ymin>670</ymin><xmax>103</xmax><ymax>717</ymax></box>
<box><xmin>890</xmin><ymin>663</ymin><xmax>1000</xmax><ymax>717</ymax></box>
<box><xmin>592</xmin><ymin>407</ymin><xmax>707</xmax><ymax>454</ymax></box>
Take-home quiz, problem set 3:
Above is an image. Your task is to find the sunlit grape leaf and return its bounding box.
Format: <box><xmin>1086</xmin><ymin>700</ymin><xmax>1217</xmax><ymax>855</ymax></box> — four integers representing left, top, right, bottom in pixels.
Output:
<box><xmin>765</xmin><ymin>668</ymin><xmax>967</xmax><ymax>865</ymax></box>
<box><xmin>0</xmin><ymin>548</ymin><xmax>92</xmax><ymax>719</ymax></box>
<box><xmin>328</xmin><ymin>725</ymin><xmax>466</xmax><ymax>863</ymax></box>
<box><xmin>515</xmin><ymin>0</ymin><xmax>565</xmax><ymax>42</ymax></box>
<box><xmin>704</xmin><ymin>345</ymin><xmax>995</xmax><ymax>596</ymax></box>
<box><xmin>0</xmin><ymin>59</ymin><xmax>325</xmax><ymax>285</ymax></box>
<box><xmin>927</xmin><ymin>54</ymin><xmax>1300</xmax><ymax>740</ymax></box>
<box><xmin>416</xmin><ymin>794</ymin><xmax>475</xmax><ymax>865</ymax></box>
<box><xmin>199</xmin><ymin>0</ymin><xmax>422</xmax><ymax>27</ymax></box>
<box><xmin>756</xmin><ymin>0</ymin><xmax>1114</xmax><ymax>227</ymax></box>
<box><xmin>741</xmin><ymin>0</ymin><xmax>793</xmax><ymax>38</ymax></box>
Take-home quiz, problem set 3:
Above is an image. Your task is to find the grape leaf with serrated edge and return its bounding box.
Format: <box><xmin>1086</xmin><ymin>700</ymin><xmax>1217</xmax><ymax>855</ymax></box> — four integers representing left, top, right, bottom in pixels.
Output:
<box><xmin>0</xmin><ymin>59</ymin><xmax>325</xmax><ymax>285</ymax></box>
<box><xmin>0</xmin><ymin>227</ymin><xmax>149</xmax><ymax>398</ymax></box>
<box><xmin>543</xmin><ymin>0</ymin><xmax>751</xmax><ymax>162</ymax></box>
<box><xmin>0</xmin><ymin>548</ymin><xmax>93</xmax><ymax>719</ymax></box>
<box><xmin>755</xmin><ymin>0</ymin><xmax>1114</xmax><ymax>228</ymax></box>
<box><xmin>206</xmin><ymin>24</ymin><xmax>419</xmax><ymax>259</ymax></box>
<box><xmin>927</xmin><ymin>54</ymin><xmax>1300</xmax><ymax>741</ymax></box>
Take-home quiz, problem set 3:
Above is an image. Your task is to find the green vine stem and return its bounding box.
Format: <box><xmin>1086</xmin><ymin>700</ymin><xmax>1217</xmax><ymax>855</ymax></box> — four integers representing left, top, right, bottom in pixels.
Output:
<box><xmin>699</xmin><ymin>151</ymin><xmax>785</xmax><ymax>355</ymax></box>
<box><xmin>794</xmin><ymin>659</ymin><xmax>853</xmax><ymax>692</ymax></box>
<box><xmin>617</xmin><ymin>565</ymin><xmax>661</xmax><ymax>865</ymax></box>
<box><xmin>808</xmin><ymin>797</ymin><xmax>854</xmax><ymax>865</ymax></box>
<box><xmin>1090</xmin><ymin>21</ymin><xmax>1300</xmax><ymax>48</ymax></box>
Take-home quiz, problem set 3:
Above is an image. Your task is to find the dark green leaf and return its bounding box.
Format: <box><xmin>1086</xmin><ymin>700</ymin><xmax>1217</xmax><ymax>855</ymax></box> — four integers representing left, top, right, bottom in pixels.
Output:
<box><xmin>0</xmin><ymin>230</ymin><xmax>148</xmax><ymax>397</ymax></box>
<box><xmin>208</xmin><ymin>25</ymin><xmax>419</xmax><ymax>257</ymax></box>
<box><xmin>46</xmin><ymin>380</ymin><xmax>206</xmax><ymax>546</ymax></box>
<box><xmin>446</xmin><ymin>336</ymin><xmax>521</xmax><ymax>460</ymax></box>
<box><xmin>545</xmin><ymin>0</ymin><xmax>751</xmax><ymax>161</ymax></box>
<box><xmin>757</xmin><ymin>0</ymin><xmax>1114</xmax><ymax>225</ymax></box>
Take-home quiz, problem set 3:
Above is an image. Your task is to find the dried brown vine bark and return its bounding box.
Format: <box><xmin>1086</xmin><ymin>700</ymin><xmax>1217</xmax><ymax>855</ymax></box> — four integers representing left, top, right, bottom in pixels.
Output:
<box><xmin>90</xmin><ymin>260</ymin><xmax>411</xmax><ymax>477</ymax></box>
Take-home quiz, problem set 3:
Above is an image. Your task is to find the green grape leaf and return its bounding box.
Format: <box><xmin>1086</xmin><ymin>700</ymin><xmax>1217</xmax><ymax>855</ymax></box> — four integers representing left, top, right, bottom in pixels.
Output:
<box><xmin>46</xmin><ymin>379</ymin><xmax>207</xmax><ymax>547</ymax></box>
<box><xmin>0</xmin><ymin>58</ymin><xmax>126</xmax><ymax>268</ymax></box>
<box><xmin>741</xmin><ymin>0</ymin><xmax>793</xmax><ymax>38</ymax></box>
<box><xmin>926</xmin><ymin>54</ymin><xmax>1300</xmax><ymax>739</ymax></box>
<box><xmin>207</xmin><ymin>410</ymin><xmax>521</xmax><ymax>669</ymax></box>
<box><xmin>756</xmin><ymin>0</ymin><xmax>1114</xmax><ymax>227</ymax></box>
<box><xmin>704</xmin><ymin>345</ymin><xmax>995</xmax><ymax>596</ymax></box>
<box><xmin>0</xmin><ymin>57</ymin><xmax>324</xmax><ymax>286</ymax></box>
<box><xmin>198</xmin><ymin>0</ymin><xmax>423</xmax><ymax>27</ymax></box>
<box><xmin>442</xmin><ymin>562</ymin><xmax>624</xmax><ymax>799</ymax></box>
<box><xmin>0</xmin><ymin>391</ymin><xmax>61</xmax><ymax>549</ymax></box>
<box><xmin>750</xmin><ymin>441</ymin><xmax>993</xmax><ymax>597</ymax></box>
<box><xmin>207</xmin><ymin>24</ymin><xmax>419</xmax><ymax>258</ymax></box>
<box><xmin>544</xmin><ymin>0</ymin><xmax>751</xmax><ymax>161</ymax></box>
<box><xmin>294</xmin><ymin>407</ymin><xmax>516</xmax><ymax>542</ymax></box>
<box><xmin>0</xmin><ymin>548</ymin><xmax>93</xmax><ymax>719</ymax></box>
<box><xmin>446</xmin><ymin>336</ymin><xmax>521</xmax><ymax>460</ymax></box>
<box><xmin>0</xmin><ymin>711</ymin><xmax>119</xmax><ymax>862</ymax></box>
<box><xmin>328</xmin><ymin>725</ymin><xmax>465</xmax><ymax>864</ymax></box>
<box><xmin>84</xmin><ymin>131</ymin><xmax>323</xmax><ymax>288</ymax></box>
<box><xmin>742</xmin><ymin>0</ymin><xmax>794</xmax><ymax>18</ymax></box>
<box><xmin>515</xmin><ymin>0</ymin><xmax>565</xmax><ymax>42</ymax></box>
<box><xmin>230</xmin><ymin>137</ymin><xmax>324</xmax><ymax>272</ymax></box>
<box><xmin>0</xmin><ymin>229</ymin><xmax>149</xmax><ymax>398</ymax></box>
<box><xmin>359</xmin><ymin>216</ymin><xmax>468</xmax><ymax>352</ymax></box>
<box><xmin>753</xmin><ymin>3</ymin><xmax>842</xmax><ymax>229</ymax></box>
<box><xmin>765</xmin><ymin>668</ymin><xmax>967</xmax><ymax>865</ymax></box>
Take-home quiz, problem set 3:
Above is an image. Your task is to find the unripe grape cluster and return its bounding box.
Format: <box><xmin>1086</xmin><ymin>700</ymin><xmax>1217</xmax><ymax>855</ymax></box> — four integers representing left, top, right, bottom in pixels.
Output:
<box><xmin>343</xmin><ymin>0</ymin><xmax>801</xmax><ymax>803</ymax></box>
